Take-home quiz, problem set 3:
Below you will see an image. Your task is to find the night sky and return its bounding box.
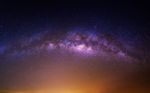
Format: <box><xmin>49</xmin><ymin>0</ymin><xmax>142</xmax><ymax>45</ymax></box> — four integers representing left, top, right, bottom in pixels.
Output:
<box><xmin>0</xmin><ymin>1</ymin><xmax>150</xmax><ymax>93</ymax></box>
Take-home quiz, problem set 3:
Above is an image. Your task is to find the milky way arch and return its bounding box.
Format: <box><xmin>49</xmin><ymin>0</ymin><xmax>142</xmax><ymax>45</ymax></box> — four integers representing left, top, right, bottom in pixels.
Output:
<box><xmin>0</xmin><ymin>29</ymin><xmax>138</xmax><ymax>63</ymax></box>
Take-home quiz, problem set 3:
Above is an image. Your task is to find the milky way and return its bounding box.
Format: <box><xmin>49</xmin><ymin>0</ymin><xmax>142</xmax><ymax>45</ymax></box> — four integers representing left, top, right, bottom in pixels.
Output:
<box><xmin>0</xmin><ymin>29</ymin><xmax>137</xmax><ymax>63</ymax></box>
